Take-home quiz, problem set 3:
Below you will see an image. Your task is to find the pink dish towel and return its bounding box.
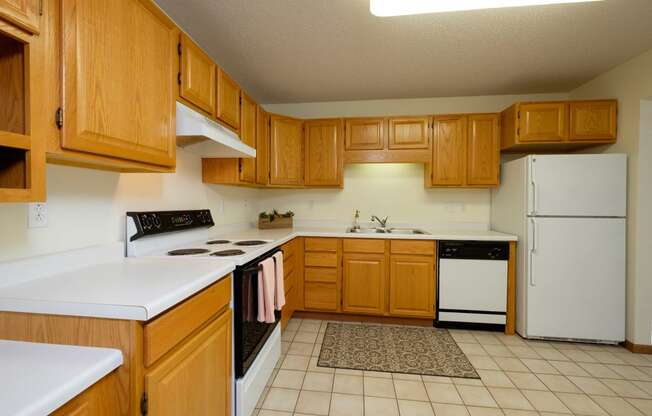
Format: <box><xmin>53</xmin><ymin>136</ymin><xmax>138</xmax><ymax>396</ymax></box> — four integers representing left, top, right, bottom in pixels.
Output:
<box><xmin>273</xmin><ymin>251</ymin><xmax>286</xmax><ymax>310</ymax></box>
<box><xmin>257</xmin><ymin>257</ymin><xmax>276</xmax><ymax>323</ymax></box>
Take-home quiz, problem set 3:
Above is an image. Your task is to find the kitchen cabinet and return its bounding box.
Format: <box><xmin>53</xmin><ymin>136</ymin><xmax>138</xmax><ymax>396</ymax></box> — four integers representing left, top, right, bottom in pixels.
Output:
<box><xmin>239</xmin><ymin>92</ymin><xmax>257</xmax><ymax>183</ymax></box>
<box><xmin>58</xmin><ymin>0</ymin><xmax>176</xmax><ymax>169</ymax></box>
<box><xmin>217</xmin><ymin>68</ymin><xmax>241</xmax><ymax>131</ymax></box>
<box><xmin>50</xmin><ymin>370</ymin><xmax>122</xmax><ymax>416</ymax></box>
<box><xmin>342</xmin><ymin>253</ymin><xmax>386</xmax><ymax>315</ymax></box>
<box><xmin>389</xmin><ymin>254</ymin><xmax>435</xmax><ymax>318</ymax></box>
<box><xmin>0</xmin><ymin>21</ymin><xmax>45</xmax><ymax>202</ymax></box>
<box><xmin>179</xmin><ymin>33</ymin><xmax>216</xmax><ymax>116</ymax></box>
<box><xmin>256</xmin><ymin>107</ymin><xmax>270</xmax><ymax>186</ymax></box>
<box><xmin>304</xmin><ymin>119</ymin><xmax>343</xmax><ymax>187</ymax></box>
<box><xmin>501</xmin><ymin>100</ymin><xmax>617</xmax><ymax>152</ymax></box>
<box><xmin>0</xmin><ymin>0</ymin><xmax>40</xmax><ymax>34</ymax></box>
<box><xmin>388</xmin><ymin>116</ymin><xmax>431</xmax><ymax>149</ymax></box>
<box><xmin>270</xmin><ymin>115</ymin><xmax>304</xmax><ymax>186</ymax></box>
<box><xmin>0</xmin><ymin>275</ymin><xmax>233</xmax><ymax>416</ymax></box>
<box><xmin>344</xmin><ymin>118</ymin><xmax>385</xmax><ymax>150</ymax></box>
<box><xmin>467</xmin><ymin>114</ymin><xmax>500</xmax><ymax>186</ymax></box>
<box><xmin>281</xmin><ymin>238</ymin><xmax>302</xmax><ymax>329</ymax></box>
<box><xmin>146</xmin><ymin>309</ymin><xmax>232</xmax><ymax>416</ymax></box>
<box><xmin>431</xmin><ymin>116</ymin><xmax>467</xmax><ymax>186</ymax></box>
<box><xmin>303</xmin><ymin>238</ymin><xmax>340</xmax><ymax>312</ymax></box>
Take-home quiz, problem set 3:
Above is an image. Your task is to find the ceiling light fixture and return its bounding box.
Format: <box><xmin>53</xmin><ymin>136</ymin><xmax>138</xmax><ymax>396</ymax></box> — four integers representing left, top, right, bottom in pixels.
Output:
<box><xmin>370</xmin><ymin>0</ymin><xmax>601</xmax><ymax>17</ymax></box>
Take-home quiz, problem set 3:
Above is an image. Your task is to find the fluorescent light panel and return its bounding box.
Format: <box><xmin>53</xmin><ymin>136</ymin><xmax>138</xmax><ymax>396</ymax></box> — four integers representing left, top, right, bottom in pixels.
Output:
<box><xmin>370</xmin><ymin>0</ymin><xmax>601</xmax><ymax>16</ymax></box>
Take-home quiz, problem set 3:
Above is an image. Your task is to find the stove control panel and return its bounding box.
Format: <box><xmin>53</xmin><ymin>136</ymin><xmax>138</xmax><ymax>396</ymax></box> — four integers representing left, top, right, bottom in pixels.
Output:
<box><xmin>127</xmin><ymin>209</ymin><xmax>214</xmax><ymax>241</ymax></box>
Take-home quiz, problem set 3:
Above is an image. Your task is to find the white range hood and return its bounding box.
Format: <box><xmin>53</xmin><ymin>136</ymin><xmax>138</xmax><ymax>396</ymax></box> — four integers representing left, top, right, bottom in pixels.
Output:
<box><xmin>176</xmin><ymin>101</ymin><xmax>256</xmax><ymax>158</ymax></box>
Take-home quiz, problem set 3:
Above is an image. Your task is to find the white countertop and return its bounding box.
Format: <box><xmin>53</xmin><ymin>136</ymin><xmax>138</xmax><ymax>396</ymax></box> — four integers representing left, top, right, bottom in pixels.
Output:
<box><xmin>0</xmin><ymin>256</ymin><xmax>234</xmax><ymax>320</ymax></box>
<box><xmin>0</xmin><ymin>340</ymin><xmax>123</xmax><ymax>416</ymax></box>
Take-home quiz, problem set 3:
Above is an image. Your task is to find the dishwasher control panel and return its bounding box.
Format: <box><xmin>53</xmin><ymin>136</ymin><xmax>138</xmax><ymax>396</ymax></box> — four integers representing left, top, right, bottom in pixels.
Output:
<box><xmin>439</xmin><ymin>241</ymin><xmax>508</xmax><ymax>260</ymax></box>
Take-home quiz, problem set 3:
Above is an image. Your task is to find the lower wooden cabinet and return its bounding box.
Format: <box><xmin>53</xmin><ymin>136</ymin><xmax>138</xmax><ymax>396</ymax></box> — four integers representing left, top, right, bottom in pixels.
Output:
<box><xmin>342</xmin><ymin>253</ymin><xmax>386</xmax><ymax>315</ymax></box>
<box><xmin>50</xmin><ymin>370</ymin><xmax>122</xmax><ymax>416</ymax></box>
<box><xmin>303</xmin><ymin>238</ymin><xmax>340</xmax><ymax>312</ymax></box>
<box><xmin>146</xmin><ymin>308</ymin><xmax>232</xmax><ymax>416</ymax></box>
<box><xmin>305</xmin><ymin>282</ymin><xmax>339</xmax><ymax>311</ymax></box>
<box><xmin>389</xmin><ymin>255</ymin><xmax>435</xmax><ymax>318</ymax></box>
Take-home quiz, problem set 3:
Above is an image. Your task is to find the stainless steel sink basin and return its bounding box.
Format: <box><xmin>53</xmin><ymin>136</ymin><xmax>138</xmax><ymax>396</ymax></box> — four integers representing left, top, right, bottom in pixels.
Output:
<box><xmin>346</xmin><ymin>227</ymin><xmax>429</xmax><ymax>235</ymax></box>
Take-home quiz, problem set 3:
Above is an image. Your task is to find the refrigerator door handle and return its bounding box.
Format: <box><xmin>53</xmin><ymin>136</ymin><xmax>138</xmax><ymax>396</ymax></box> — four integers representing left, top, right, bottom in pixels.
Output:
<box><xmin>530</xmin><ymin>157</ymin><xmax>537</xmax><ymax>215</ymax></box>
<box><xmin>529</xmin><ymin>218</ymin><xmax>536</xmax><ymax>287</ymax></box>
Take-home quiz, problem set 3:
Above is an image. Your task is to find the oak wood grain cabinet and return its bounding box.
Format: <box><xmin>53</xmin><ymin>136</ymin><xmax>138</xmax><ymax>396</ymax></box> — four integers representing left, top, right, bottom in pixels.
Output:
<box><xmin>0</xmin><ymin>19</ymin><xmax>45</xmax><ymax>202</ymax></box>
<box><xmin>342</xmin><ymin>252</ymin><xmax>386</xmax><ymax>315</ymax></box>
<box><xmin>501</xmin><ymin>100</ymin><xmax>617</xmax><ymax>152</ymax></box>
<box><xmin>0</xmin><ymin>0</ymin><xmax>40</xmax><ymax>34</ymax></box>
<box><xmin>281</xmin><ymin>238</ymin><xmax>302</xmax><ymax>329</ymax></box>
<box><xmin>50</xmin><ymin>370</ymin><xmax>122</xmax><ymax>416</ymax></box>
<box><xmin>344</xmin><ymin>117</ymin><xmax>385</xmax><ymax>150</ymax></box>
<box><xmin>270</xmin><ymin>115</ymin><xmax>304</xmax><ymax>186</ymax></box>
<box><xmin>303</xmin><ymin>238</ymin><xmax>340</xmax><ymax>312</ymax></box>
<box><xmin>178</xmin><ymin>32</ymin><xmax>216</xmax><ymax>116</ymax></box>
<box><xmin>388</xmin><ymin>116</ymin><xmax>431</xmax><ymax>150</ymax></box>
<box><xmin>216</xmin><ymin>68</ymin><xmax>241</xmax><ymax>131</ymax></box>
<box><xmin>304</xmin><ymin>119</ymin><xmax>343</xmax><ymax>187</ymax></box>
<box><xmin>389</xmin><ymin>253</ymin><xmax>435</xmax><ymax>318</ymax></box>
<box><xmin>431</xmin><ymin>115</ymin><xmax>467</xmax><ymax>187</ymax></box>
<box><xmin>256</xmin><ymin>107</ymin><xmax>271</xmax><ymax>186</ymax></box>
<box><xmin>467</xmin><ymin>114</ymin><xmax>500</xmax><ymax>186</ymax></box>
<box><xmin>0</xmin><ymin>275</ymin><xmax>233</xmax><ymax>416</ymax></box>
<box><xmin>238</xmin><ymin>92</ymin><xmax>257</xmax><ymax>183</ymax></box>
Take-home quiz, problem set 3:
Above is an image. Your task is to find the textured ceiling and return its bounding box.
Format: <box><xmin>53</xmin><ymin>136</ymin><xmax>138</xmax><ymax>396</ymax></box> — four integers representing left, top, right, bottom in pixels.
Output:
<box><xmin>154</xmin><ymin>0</ymin><xmax>652</xmax><ymax>104</ymax></box>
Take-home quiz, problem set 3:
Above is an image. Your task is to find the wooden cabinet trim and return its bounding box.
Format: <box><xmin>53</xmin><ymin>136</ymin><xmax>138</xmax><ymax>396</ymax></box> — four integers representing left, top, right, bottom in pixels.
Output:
<box><xmin>0</xmin><ymin>0</ymin><xmax>40</xmax><ymax>35</ymax></box>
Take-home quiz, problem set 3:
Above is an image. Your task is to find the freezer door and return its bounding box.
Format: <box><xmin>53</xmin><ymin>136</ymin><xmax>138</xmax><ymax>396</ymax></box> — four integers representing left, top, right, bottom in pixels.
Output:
<box><xmin>525</xmin><ymin>217</ymin><xmax>625</xmax><ymax>342</ymax></box>
<box><xmin>527</xmin><ymin>154</ymin><xmax>627</xmax><ymax>217</ymax></box>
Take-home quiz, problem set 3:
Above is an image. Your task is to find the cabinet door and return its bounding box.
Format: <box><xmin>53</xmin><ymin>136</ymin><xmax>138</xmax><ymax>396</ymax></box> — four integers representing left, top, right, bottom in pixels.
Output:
<box><xmin>569</xmin><ymin>100</ymin><xmax>617</xmax><ymax>141</ymax></box>
<box><xmin>0</xmin><ymin>0</ymin><xmax>40</xmax><ymax>34</ymax></box>
<box><xmin>389</xmin><ymin>255</ymin><xmax>435</xmax><ymax>318</ymax></box>
<box><xmin>305</xmin><ymin>119</ymin><xmax>343</xmax><ymax>187</ymax></box>
<box><xmin>61</xmin><ymin>0</ymin><xmax>176</xmax><ymax>167</ymax></box>
<box><xmin>342</xmin><ymin>254</ymin><xmax>386</xmax><ymax>315</ymax></box>
<box><xmin>467</xmin><ymin>114</ymin><xmax>500</xmax><ymax>186</ymax></box>
<box><xmin>388</xmin><ymin>117</ymin><xmax>430</xmax><ymax>149</ymax></box>
<box><xmin>304</xmin><ymin>282</ymin><xmax>338</xmax><ymax>311</ymax></box>
<box><xmin>217</xmin><ymin>68</ymin><xmax>240</xmax><ymax>130</ymax></box>
<box><xmin>431</xmin><ymin>116</ymin><xmax>466</xmax><ymax>186</ymax></box>
<box><xmin>518</xmin><ymin>102</ymin><xmax>567</xmax><ymax>142</ymax></box>
<box><xmin>239</xmin><ymin>93</ymin><xmax>256</xmax><ymax>183</ymax></box>
<box><xmin>179</xmin><ymin>33</ymin><xmax>216</xmax><ymax>116</ymax></box>
<box><xmin>270</xmin><ymin>116</ymin><xmax>303</xmax><ymax>186</ymax></box>
<box><xmin>256</xmin><ymin>108</ymin><xmax>270</xmax><ymax>185</ymax></box>
<box><xmin>50</xmin><ymin>370</ymin><xmax>121</xmax><ymax>416</ymax></box>
<box><xmin>146</xmin><ymin>309</ymin><xmax>232</xmax><ymax>416</ymax></box>
<box><xmin>344</xmin><ymin>118</ymin><xmax>385</xmax><ymax>150</ymax></box>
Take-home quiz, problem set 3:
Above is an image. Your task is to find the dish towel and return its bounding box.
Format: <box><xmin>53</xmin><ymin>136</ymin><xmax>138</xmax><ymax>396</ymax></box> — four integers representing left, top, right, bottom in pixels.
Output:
<box><xmin>257</xmin><ymin>257</ymin><xmax>276</xmax><ymax>323</ymax></box>
<box><xmin>272</xmin><ymin>251</ymin><xmax>286</xmax><ymax>310</ymax></box>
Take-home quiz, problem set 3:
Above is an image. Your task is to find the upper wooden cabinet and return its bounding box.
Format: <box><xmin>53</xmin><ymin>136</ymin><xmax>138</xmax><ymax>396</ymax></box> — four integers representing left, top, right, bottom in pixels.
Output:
<box><xmin>239</xmin><ymin>92</ymin><xmax>256</xmax><ymax>183</ymax></box>
<box><xmin>179</xmin><ymin>33</ymin><xmax>216</xmax><ymax>116</ymax></box>
<box><xmin>467</xmin><ymin>114</ymin><xmax>500</xmax><ymax>186</ymax></box>
<box><xmin>431</xmin><ymin>116</ymin><xmax>467</xmax><ymax>187</ymax></box>
<box><xmin>388</xmin><ymin>117</ymin><xmax>431</xmax><ymax>150</ymax></box>
<box><xmin>0</xmin><ymin>19</ymin><xmax>45</xmax><ymax>202</ymax></box>
<box><xmin>569</xmin><ymin>100</ymin><xmax>617</xmax><ymax>141</ymax></box>
<box><xmin>501</xmin><ymin>100</ymin><xmax>617</xmax><ymax>152</ymax></box>
<box><xmin>304</xmin><ymin>119</ymin><xmax>343</xmax><ymax>187</ymax></box>
<box><xmin>60</xmin><ymin>0</ymin><xmax>176</xmax><ymax>167</ymax></box>
<box><xmin>344</xmin><ymin>118</ymin><xmax>385</xmax><ymax>150</ymax></box>
<box><xmin>0</xmin><ymin>0</ymin><xmax>40</xmax><ymax>34</ymax></box>
<box><xmin>256</xmin><ymin>107</ymin><xmax>270</xmax><ymax>186</ymax></box>
<box><xmin>216</xmin><ymin>68</ymin><xmax>240</xmax><ymax>131</ymax></box>
<box><xmin>270</xmin><ymin>115</ymin><xmax>303</xmax><ymax>186</ymax></box>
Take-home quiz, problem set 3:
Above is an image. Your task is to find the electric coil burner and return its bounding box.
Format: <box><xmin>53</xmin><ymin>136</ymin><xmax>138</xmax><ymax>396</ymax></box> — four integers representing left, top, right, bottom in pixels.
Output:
<box><xmin>211</xmin><ymin>249</ymin><xmax>246</xmax><ymax>257</ymax></box>
<box><xmin>207</xmin><ymin>240</ymin><xmax>231</xmax><ymax>245</ymax></box>
<box><xmin>167</xmin><ymin>248</ymin><xmax>211</xmax><ymax>256</ymax></box>
<box><xmin>234</xmin><ymin>240</ymin><xmax>268</xmax><ymax>246</ymax></box>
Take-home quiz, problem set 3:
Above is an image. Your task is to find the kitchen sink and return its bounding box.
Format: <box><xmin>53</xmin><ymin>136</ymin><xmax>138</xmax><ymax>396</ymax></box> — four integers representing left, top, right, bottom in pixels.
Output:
<box><xmin>346</xmin><ymin>227</ymin><xmax>429</xmax><ymax>235</ymax></box>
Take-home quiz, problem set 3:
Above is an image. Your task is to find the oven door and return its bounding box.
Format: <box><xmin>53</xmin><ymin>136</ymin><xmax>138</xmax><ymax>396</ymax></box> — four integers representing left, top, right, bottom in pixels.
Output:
<box><xmin>234</xmin><ymin>261</ymin><xmax>280</xmax><ymax>379</ymax></box>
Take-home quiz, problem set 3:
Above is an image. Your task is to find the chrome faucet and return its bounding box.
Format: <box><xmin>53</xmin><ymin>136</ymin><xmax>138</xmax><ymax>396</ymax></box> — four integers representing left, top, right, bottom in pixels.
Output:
<box><xmin>370</xmin><ymin>215</ymin><xmax>388</xmax><ymax>229</ymax></box>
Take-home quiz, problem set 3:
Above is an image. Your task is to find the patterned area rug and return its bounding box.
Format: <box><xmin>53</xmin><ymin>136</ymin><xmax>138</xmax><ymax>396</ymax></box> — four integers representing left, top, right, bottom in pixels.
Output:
<box><xmin>318</xmin><ymin>323</ymin><xmax>479</xmax><ymax>379</ymax></box>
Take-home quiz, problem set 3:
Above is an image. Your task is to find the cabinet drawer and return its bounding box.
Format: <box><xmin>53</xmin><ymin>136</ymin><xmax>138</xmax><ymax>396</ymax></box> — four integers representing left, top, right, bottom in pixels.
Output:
<box><xmin>282</xmin><ymin>238</ymin><xmax>298</xmax><ymax>260</ymax></box>
<box><xmin>343</xmin><ymin>238</ymin><xmax>385</xmax><ymax>254</ymax></box>
<box><xmin>305</xmin><ymin>251</ymin><xmax>338</xmax><ymax>268</ymax></box>
<box><xmin>390</xmin><ymin>240</ymin><xmax>435</xmax><ymax>256</ymax></box>
<box><xmin>305</xmin><ymin>238</ymin><xmax>338</xmax><ymax>252</ymax></box>
<box><xmin>304</xmin><ymin>282</ymin><xmax>338</xmax><ymax>311</ymax></box>
<box><xmin>284</xmin><ymin>256</ymin><xmax>296</xmax><ymax>277</ymax></box>
<box><xmin>143</xmin><ymin>275</ymin><xmax>231</xmax><ymax>367</ymax></box>
<box><xmin>284</xmin><ymin>268</ymin><xmax>295</xmax><ymax>294</ymax></box>
<box><xmin>305</xmin><ymin>267</ymin><xmax>337</xmax><ymax>283</ymax></box>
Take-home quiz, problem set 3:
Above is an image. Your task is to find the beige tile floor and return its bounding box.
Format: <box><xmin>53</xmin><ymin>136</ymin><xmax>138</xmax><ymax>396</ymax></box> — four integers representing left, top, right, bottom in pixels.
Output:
<box><xmin>252</xmin><ymin>318</ymin><xmax>652</xmax><ymax>416</ymax></box>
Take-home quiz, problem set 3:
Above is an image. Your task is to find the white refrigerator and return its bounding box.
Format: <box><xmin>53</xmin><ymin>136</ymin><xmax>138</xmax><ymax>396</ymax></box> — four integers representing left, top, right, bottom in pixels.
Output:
<box><xmin>491</xmin><ymin>154</ymin><xmax>626</xmax><ymax>343</ymax></box>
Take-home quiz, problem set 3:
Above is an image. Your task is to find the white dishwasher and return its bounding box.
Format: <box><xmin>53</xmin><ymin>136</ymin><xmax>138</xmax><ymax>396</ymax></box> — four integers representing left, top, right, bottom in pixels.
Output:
<box><xmin>436</xmin><ymin>241</ymin><xmax>509</xmax><ymax>329</ymax></box>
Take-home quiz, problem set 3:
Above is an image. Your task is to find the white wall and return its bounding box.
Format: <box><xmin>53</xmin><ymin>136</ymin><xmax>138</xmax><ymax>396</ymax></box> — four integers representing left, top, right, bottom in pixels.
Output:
<box><xmin>0</xmin><ymin>149</ymin><xmax>259</xmax><ymax>262</ymax></box>
<box><xmin>569</xmin><ymin>48</ymin><xmax>652</xmax><ymax>345</ymax></box>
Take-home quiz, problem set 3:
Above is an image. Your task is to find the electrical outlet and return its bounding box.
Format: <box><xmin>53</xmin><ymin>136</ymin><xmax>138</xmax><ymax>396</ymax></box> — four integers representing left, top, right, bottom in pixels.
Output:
<box><xmin>28</xmin><ymin>202</ymin><xmax>48</xmax><ymax>228</ymax></box>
